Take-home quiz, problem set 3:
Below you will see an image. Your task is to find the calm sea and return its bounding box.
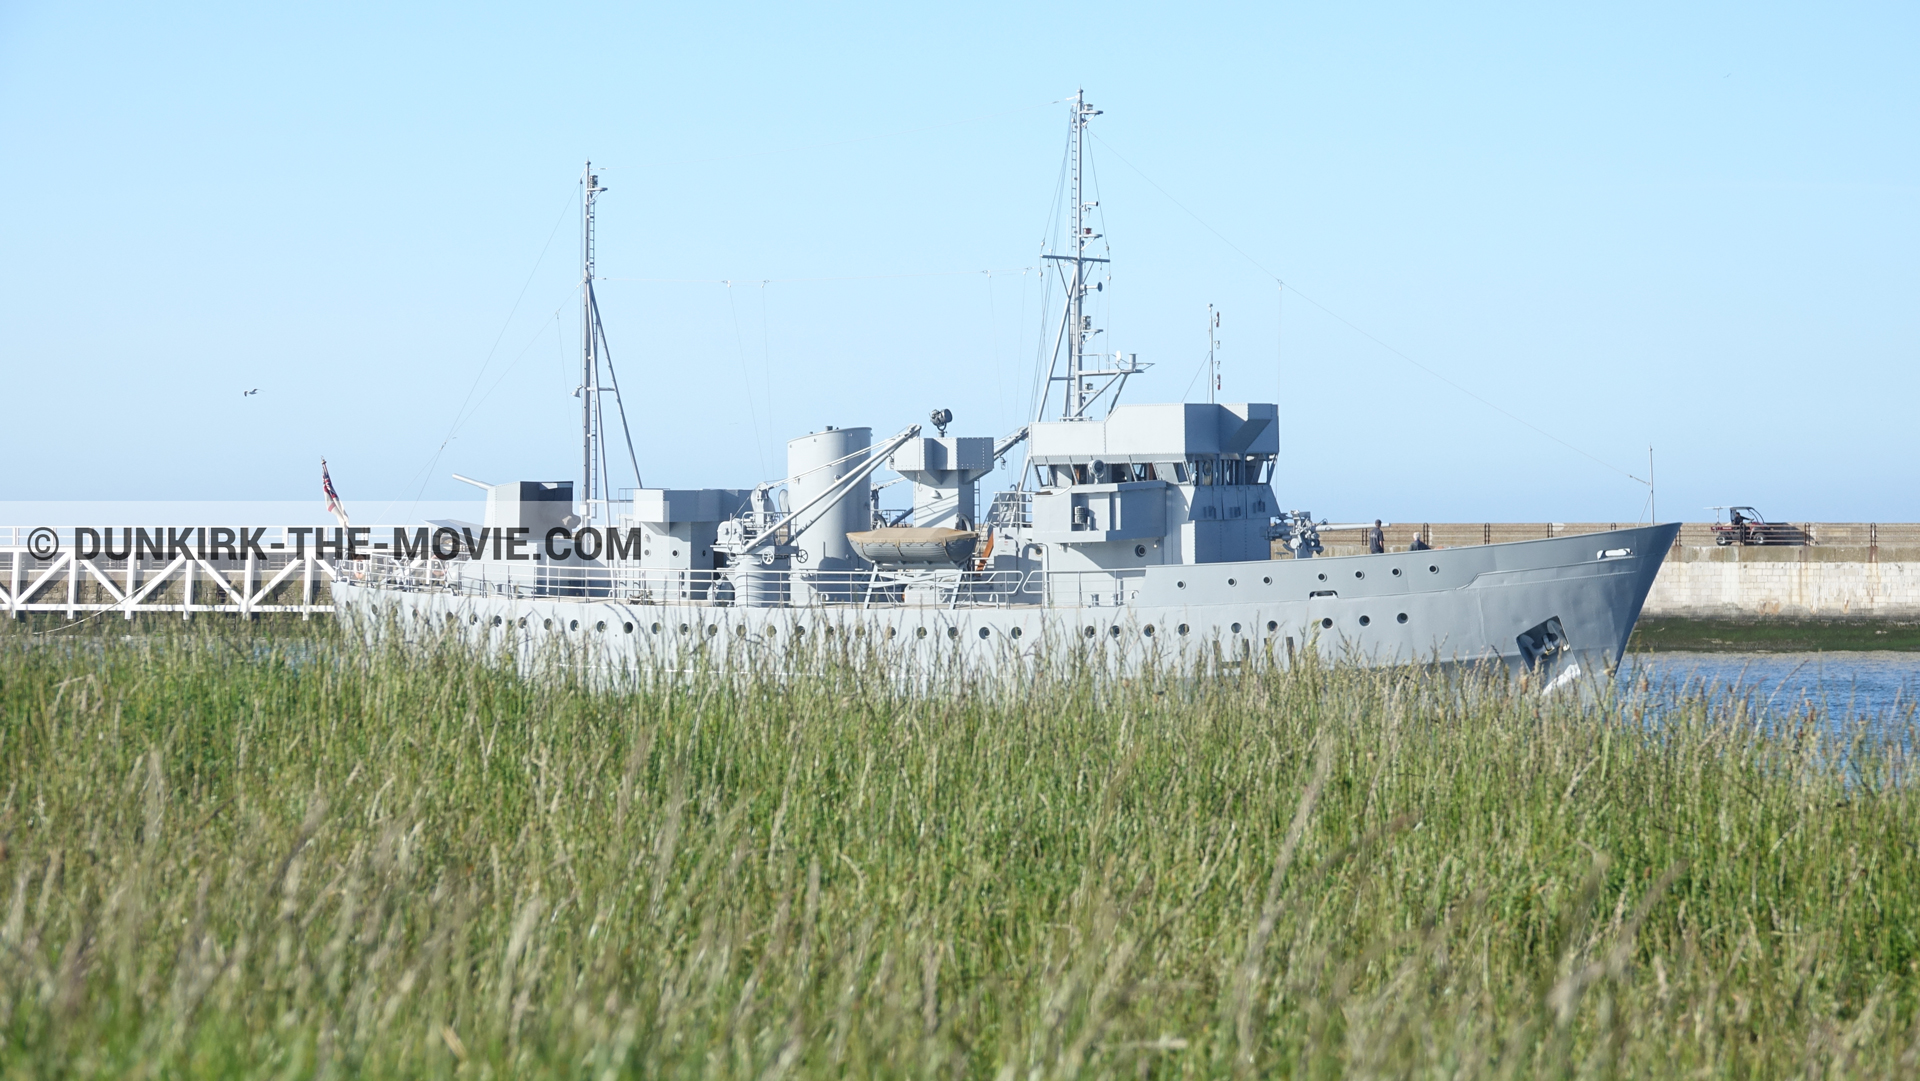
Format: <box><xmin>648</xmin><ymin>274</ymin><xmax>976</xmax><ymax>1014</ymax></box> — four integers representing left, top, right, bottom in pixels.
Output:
<box><xmin>1621</xmin><ymin>651</ymin><xmax>1920</xmax><ymax>730</ymax></box>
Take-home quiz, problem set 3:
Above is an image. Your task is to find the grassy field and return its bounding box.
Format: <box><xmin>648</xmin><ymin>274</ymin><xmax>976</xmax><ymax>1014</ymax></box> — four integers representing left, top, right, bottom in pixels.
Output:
<box><xmin>1631</xmin><ymin>617</ymin><xmax>1920</xmax><ymax>653</ymax></box>
<box><xmin>1</xmin><ymin>622</ymin><xmax>1918</xmax><ymax>1077</ymax></box>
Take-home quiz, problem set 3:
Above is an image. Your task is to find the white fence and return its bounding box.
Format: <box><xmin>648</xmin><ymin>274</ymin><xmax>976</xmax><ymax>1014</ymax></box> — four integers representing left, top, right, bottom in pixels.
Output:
<box><xmin>0</xmin><ymin>525</ymin><xmax>424</xmax><ymax>620</ymax></box>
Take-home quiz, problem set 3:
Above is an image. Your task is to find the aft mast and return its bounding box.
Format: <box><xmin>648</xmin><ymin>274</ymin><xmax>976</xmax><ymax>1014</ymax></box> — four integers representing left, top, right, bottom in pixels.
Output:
<box><xmin>577</xmin><ymin>161</ymin><xmax>643</xmax><ymax>527</ymax></box>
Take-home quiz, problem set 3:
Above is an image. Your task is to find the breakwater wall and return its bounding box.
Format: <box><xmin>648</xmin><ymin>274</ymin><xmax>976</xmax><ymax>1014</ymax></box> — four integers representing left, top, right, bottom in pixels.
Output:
<box><xmin>1290</xmin><ymin>522</ymin><xmax>1920</xmax><ymax>620</ymax></box>
<box><xmin>1642</xmin><ymin>546</ymin><xmax>1920</xmax><ymax>620</ymax></box>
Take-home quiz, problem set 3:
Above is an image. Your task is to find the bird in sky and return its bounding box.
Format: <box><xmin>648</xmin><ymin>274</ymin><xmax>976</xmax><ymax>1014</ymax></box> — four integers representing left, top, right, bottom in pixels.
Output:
<box><xmin>242</xmin><ymin>388</ymin><xmax>259</xmax><ymax>396</ymax></box>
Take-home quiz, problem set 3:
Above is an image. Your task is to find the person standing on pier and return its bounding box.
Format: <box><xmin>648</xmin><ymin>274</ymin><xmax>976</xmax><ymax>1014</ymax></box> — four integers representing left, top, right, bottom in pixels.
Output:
<box><xmin>1368</xmin><ymin>520</ymin><xmax>1385</xmax><ymax>554</ymax></box>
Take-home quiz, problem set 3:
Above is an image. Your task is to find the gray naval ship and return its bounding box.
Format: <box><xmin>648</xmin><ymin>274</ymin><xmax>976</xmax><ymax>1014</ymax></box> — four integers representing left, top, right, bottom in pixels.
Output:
<box><xmin>337</xmin><ymin>95</ymin><xmax>1677</xmax><ymax>682</ymax></box>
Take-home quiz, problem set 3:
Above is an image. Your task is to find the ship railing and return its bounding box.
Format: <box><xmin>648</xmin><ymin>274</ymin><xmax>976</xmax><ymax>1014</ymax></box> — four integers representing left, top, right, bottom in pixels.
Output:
<box><xmin>984</xmin><ymin>490</ymin><xmax>1033</xmax><ymax>530</ymax></box>
<box><xmin>339</xmin><ymin>556</ymin><xmax>1150</xmax><ymax>611</ymax></box>
<box><xmin>1045</xmin><ymin>568</ymin><xmax>1146</xmax><ymax>609</ymax></box>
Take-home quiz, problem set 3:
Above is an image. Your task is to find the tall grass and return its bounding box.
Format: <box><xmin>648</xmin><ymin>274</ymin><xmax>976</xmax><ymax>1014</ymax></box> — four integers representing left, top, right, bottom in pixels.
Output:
<box><xmin>1</xmin><ymin>620</ymin><xmax>1917</xmax><ymax>1077</ymax></box>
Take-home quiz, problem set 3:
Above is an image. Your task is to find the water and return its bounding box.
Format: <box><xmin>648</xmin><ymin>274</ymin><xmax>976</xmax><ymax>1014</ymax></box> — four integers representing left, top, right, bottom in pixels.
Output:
<box><xmin>1622</xmin><ymin>651</ymin><xmax>1920</xmax><ymax>733</ymax></box>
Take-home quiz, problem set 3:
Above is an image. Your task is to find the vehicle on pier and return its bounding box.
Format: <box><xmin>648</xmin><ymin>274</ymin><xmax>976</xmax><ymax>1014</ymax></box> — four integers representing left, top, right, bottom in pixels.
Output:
<box><xmin>1712</xmin><ymin>507</ymin><xmax>1804</xmax><ymax>547</ymax></box>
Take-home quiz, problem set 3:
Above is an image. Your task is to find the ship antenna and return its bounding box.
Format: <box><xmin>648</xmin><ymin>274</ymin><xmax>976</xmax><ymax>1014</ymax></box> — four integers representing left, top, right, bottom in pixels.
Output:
<box><xmin>1208</xmin><ymin>304</ymin><xmax>1220</xmax><ymax>403</ymax></box>
<box><xmin>1067</xmin><ymin>91</ymin><xmax>1093</xmax><ymax>418</ymax></box>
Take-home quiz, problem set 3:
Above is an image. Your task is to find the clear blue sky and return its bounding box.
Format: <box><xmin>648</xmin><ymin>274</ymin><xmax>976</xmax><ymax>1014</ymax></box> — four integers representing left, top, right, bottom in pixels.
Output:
<box><xmin>3</xmin><ymin>2</ymin><xmax>1914</xmax><ymax>523</ymax></box>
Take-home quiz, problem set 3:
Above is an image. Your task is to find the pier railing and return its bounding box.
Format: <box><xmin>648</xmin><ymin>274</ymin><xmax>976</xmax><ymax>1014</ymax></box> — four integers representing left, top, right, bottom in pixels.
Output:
<box><xmin>0</xmin><ymin>525</ymin><xmax>421</xmax><ymax>621</ymax></box>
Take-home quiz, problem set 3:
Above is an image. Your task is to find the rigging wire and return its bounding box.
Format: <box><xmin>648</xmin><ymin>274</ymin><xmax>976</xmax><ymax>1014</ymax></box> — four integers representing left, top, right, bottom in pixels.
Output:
<box><xmin>636</xmin><ymin>99</ymin><xmax>1062</xmax><ymax>172</ymax></box>
<box><xmin>983</xmin><ymin>270</ymin><xmax>1006</xmax><ymax>429</ymax></box>
<box><xmin>759</xmin><ymin>282</ymin><xmax>777</xmax><ymax>461</ymax></box>
<box><xmin>588</xmin><ymin>289</ymin><xmax>645</xmax><ymax>493</ymax></box>
<box><xmin>1089</xmin><ymin>132</ymin><xmax>1652</xmax><ymax>489</ymax></box>
<box><xmin>1013</xmin><ymin>266</ymin><xmax>1031</xmax><ymax>422</ymax></box>
<box><xmin>598</xmin><ymin>266</ymin><xmax>1033</xmax><ymax>284</ymax></box>
<box><xmin>1085</xmin><ymin>133</ymin><xmax>1116</xmax><ymax>357</ymax></box>
<box><xmin>725</xmin><ymin>282</ymin><xmax>772</xmax><ymax>478</ymax></box>
<box><xmin>1023</xmin><ymin>137</ymin><xmax>1072</xmax><ymax>436</ymax></box>
<box><xmin>464</xmin><ymin>298</ymin><xmax>574</xmax><ymax>430</ymax></box>
<box><xmin>1181</xmin><ymin>348</ymin><xmax>1213</xmax><ymax>402</ymax></box>
<box><xmin>402</xmin><ymin>186</ymin><xmax>577</xmax><ymax>517</ymax></box>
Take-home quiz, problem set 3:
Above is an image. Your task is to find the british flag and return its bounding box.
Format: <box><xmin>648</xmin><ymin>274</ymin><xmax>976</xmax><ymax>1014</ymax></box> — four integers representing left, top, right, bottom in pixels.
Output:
<box><xmin>321</xmin><ymin>458</ymin><xmax>350</xmax><ymax>528</ymax></box>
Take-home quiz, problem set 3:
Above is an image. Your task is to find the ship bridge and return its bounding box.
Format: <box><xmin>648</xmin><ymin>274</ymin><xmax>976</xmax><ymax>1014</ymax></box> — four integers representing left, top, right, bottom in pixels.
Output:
<box><xmin>1022</xmin><ymin>402</ymin><xmax>1280</xmax><ymax>571</ymax></box>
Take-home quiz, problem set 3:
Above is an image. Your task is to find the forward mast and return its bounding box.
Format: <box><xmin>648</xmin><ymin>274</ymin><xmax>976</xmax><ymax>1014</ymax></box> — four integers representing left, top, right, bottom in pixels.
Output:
<box><xmin>1041</xmin><ymin>91</ymin><xmax>1147</xmax><ymax>421</ymax></box>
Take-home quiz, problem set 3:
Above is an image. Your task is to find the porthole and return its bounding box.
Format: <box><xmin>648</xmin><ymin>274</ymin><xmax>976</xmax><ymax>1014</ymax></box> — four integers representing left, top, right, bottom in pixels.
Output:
<box><xmin>1320</xmin><ymin>617</ymin><xmax>1333</xmax><ymax>629</ymax></box>
<box><xmin>470</xmin><ymin>614</ymin><xmax>479</xmax><ymax>625</ymax></box>
<box><xmin>543</xmin><ymin>618</ymin><xmax>553</xmax><ymax>630</ymax></box>
<box><xmin>1135</xmin><ymin>544</ymin><xmax>1147</xmax><ymax>557</ymax></box>
<box><xmin>491</xmin><ymin>615</ymin><xmax>502</xmax><ymax>626</ymax></box>
<box><xmin>1176</xmin><ymin>580</ymin><xmax>1187</xmax><ymax>589</ymax></box>
<box><xmin>516</xmin><ymin>616</ymin><xmax>526</xmax><ymax>628</ymax></box>
<box><xmin>671</xmin><ymin>549</ymin><xmax>679</xmax><ymax>557</ymax></box>
<box><xmin>1267</xmin><ymin>620</ymin><xmax>1278</xmax><ymax>632</ymax></box>
<box><xmin>767</xmin><ymin>626</ymin><xmax>778</xmax><ymax>637</ymax></box>
<box><xmin>1178</xmin><ymin>623</ymin><xmax>1190</xmax><ymax>636</ymax></box>
<box><xmin>651</xmin><ymin>622</ymin><xmax>662</xmax><ymax>634</ymax></box>
<box><xmin>793</xmin><ymin>625</ymin><xmax>805</xmax><ymax>636</ymax></box>
<box><xmin>596</xmin><ymin>620</ymin><xmax>607</xmax><ymax>632</ymax></box>
<box><xmin>1144</xmin><ymin>624</ymin><xmax>1155</xmax><ymax>637</ymax></box>
<box><xmin>978</xmin><ymin>627</ymin><xmax>990</xmax><ymax>639</ymax></box>
<box><xmin>1429</xmin><ymin>565</ymin><xmax>1439</xmax><ymax>574</ymax></box>
<box><xmin>705</xmin><ymin>625</ymin><xmax>718</xmax><ymax>636</ymax></box>
<box><xmin>1084</xmin><ymin>626</ymin><xmax>1096</xmax><ymax>639</ymax></box>
<box><xmin>886</xmin><ymin>627</ymin><xmax>896</xmax><ymax>638</ymax></box>
<box><xmin>947</xmin><ymin>626</ymin><xmax>959</xmax><ymax>639</ymax></box>
<box><xmin>623</xmin><ymin>621</ymin><xmax>633</xmax><ymax>634</ymax></box>
<box><xmin>1354</xmin><ymin>571</ymin><xmax>1365</xmax><ymax>580</ymax></box>
<box><xmin>678</xmin><ymin>623</ymin><xmax>690</xmax><ymax>634</ymax></box>
<box><xmin>1358</xmin><ymin>615</ymin><xmax>1371</xmax><ymax>627</ymax></box>
<box><xmin>1392</xmin><ymin>567</ymin><xmax>1402</xmax><ymax>577</ymax></box>
<box><xmin>1396</xmin><ymin>613</ymin><xmax>1408</xmax><ymax>624</ymax></box>
<box><xmin>1010</xmin><ymin>626</ymin><xmax>1023</xmax><ymax>639</ymax></box>
<box><xmin>1317</xmin><ymin>573</ymin><xmax>1327</xmax><ymax>581</ymax></box>
<box><xmin>916</xmin><ymin>627</ymin><xmax>927</xmax><ymax>639</ymax></box>
<box><xmin>1262</xmin><ymin>576</ymin><xmax>1271</xmax><ymax>585</ymax></box>
<box><xmin>735</xmin><ymin>624</ymin><xmax>746</xmax><ymax>637</ymax></box>
<box><xmin>1228</xmin><ymin>578</ymin><xmax>1237</xmax><ymax>587</ymax></box>
<box><xmin>1109</xmin><ymin>625</ymin><xmax>1121</xmax><ymax>638</ymax></box>
<box><xmin>1230</xmin><ymin>622</ymin><xmax>1242</xmax><ymax>634</ymax></box>
<box><xmin>569</xmin><ymin>619</ymin><xmax>579</xmax><ymax>631</ymax></box>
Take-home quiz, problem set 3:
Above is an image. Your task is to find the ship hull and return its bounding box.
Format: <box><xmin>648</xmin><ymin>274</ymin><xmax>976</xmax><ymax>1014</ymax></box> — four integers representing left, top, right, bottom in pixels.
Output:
<box><xmin>335</xmin><ymin>524</ymin><xmax>1678</xmax><ymax>680</ymax></box>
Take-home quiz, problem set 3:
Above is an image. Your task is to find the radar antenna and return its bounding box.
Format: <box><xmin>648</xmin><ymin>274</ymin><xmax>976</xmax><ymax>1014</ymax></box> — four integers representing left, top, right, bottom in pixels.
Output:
<box><xmin>578</xmin><ymin>161</ymin><xmax>644</xmax><ymax>526</ymax></box>
<box><xmin>1038</xmin><ymin>91</ymin><xmax>1148</xmax><ymax>421</ymax></box>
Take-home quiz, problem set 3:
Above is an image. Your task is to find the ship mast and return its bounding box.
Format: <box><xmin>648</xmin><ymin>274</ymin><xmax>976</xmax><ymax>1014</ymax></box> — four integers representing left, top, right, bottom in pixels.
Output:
<box><xmin>1065</xmin><ymin>91</ymin><xmax>1096</xmax><ymax>418</ymax></box>
<box><xmin>577</xmin><ymin>161</ymin><xmax>643</xmax><ymax>527</ymax></box>
<box><xmin>1040</xmin><ymin>91</ymin><xmax>1146</xmax><ymax>421</ymax></box>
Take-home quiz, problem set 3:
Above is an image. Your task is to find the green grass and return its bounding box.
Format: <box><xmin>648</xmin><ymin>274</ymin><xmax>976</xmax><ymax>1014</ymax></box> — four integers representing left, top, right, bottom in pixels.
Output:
<box><xmin>1631</xmin><ymin>617</ymin><xmax>1920</xmax><ymax>653</ymax></box>
<box><xmin>1</xmin><ymin>621</ymin><xmax>1918</xmax><ymax>1077</ymax></box>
